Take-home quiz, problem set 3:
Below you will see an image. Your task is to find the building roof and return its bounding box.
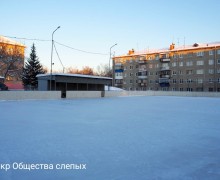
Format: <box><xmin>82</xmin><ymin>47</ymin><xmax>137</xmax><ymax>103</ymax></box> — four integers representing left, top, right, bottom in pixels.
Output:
<box><xmin>114</xmin><ymin>42</ymin><xmax>220</xmax><ymax>58</ymax></box>
<box><xmin>0</xmin><ymin>35</ymin><xmax>25</xmax><ymax>47</ymax></box>
<box><xmin>37</xmin><ymin>73</ymin><xmax>112</xmax><ymax>80</ymax></box>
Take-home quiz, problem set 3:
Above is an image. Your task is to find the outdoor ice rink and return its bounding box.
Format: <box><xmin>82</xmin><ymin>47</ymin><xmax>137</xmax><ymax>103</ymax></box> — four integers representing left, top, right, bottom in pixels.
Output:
<box><xmin>0</xmin><ymin>96</ymin><xmax>220</xmax><ymax>180</ymax></box>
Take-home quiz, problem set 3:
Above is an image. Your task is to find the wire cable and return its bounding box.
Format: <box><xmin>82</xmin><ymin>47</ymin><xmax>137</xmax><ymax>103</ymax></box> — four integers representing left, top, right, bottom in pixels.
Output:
<box><xmin>1</xmin><ymin>34</ymin><xmax>109</xmax><ymax>56</ymax></box>
<box><xmin>53</xmin><ymin>43</ymin><xmax>65</xmax><ymax>72</ymax></box>
<box><xmin>54</xmin><ymin>41</ymin><xmax>108</xmax><ymax>56</ymax></box>
<box><xmin>2</xmin><ymin>35</ymin><xmax>50</xmax><ymax>42</ymax></box>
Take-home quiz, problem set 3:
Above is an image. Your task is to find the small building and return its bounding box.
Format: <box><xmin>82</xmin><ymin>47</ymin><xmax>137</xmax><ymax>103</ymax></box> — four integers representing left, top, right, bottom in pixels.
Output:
<box><xmin>37</xmin><ymin>73</ymin><xmax>112</xmax><ymax>95</ymax></box>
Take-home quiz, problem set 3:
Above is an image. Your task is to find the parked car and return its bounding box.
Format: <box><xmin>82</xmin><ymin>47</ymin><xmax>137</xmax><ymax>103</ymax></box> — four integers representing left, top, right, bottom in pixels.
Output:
<box><xmin>0</xmin><ymin>82</ymin><xmax>8</xmax><ymax>91</ymax></box>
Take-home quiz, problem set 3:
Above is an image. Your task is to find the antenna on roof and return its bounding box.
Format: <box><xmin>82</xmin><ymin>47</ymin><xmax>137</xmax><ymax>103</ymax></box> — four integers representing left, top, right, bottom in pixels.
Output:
<box><xmin>177</xmin><ymin>38</ymin><xmax>179</xmax><ymax>48</ymax></box>
<box><xmin>184</xmin><ymin>36</ymin><xmax>186</xmax><ymax>48</ymax></box>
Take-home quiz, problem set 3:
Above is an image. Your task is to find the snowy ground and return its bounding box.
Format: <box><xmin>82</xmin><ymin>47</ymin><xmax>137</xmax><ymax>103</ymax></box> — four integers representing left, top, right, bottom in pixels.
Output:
<box><xmin>0</xmin><ymin>96</ymin><xmax>220</xmax><ymax>180</ymax></box>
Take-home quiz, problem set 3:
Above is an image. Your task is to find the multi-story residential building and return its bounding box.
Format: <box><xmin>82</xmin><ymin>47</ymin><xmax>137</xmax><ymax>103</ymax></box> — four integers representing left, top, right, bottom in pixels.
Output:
<box><xmin>113</xmin><ymin>42</ymin><xmax>220</xmax><ymax>92</ymax></box>
<box><xmin>0</xmin><ymin>36</ymin><xmax>25</xmax><ymax>89</ymax></box>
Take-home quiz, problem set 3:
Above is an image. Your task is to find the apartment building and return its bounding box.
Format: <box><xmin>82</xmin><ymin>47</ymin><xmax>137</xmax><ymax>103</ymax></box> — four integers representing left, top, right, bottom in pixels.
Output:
<box><xmin>113</xmin><ymin>42</ymin><xmax>220</xmax><ymax>92</ymax></box>
<box><xmin>0</xmin><ymin>36</ymin><xmax>25</xmax><ymax>89</ymax></box>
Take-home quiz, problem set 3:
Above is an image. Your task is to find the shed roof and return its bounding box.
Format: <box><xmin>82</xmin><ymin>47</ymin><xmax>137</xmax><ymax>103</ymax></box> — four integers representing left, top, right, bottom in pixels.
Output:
<box><xmin>37</xmin><ymin>73</ymin><xmax>112</xmax><ymax>80</ymax></box>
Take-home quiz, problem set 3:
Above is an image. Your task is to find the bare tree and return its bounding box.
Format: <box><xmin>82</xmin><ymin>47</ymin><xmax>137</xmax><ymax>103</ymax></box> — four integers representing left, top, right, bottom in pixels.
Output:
<box><xmin>66</xmin><ymin>66</ymin><xmax>80</xmax><ymax>74</ymax></box>
<box><xmin>0</xmin><ymin>43</ymin><xmax>24</xmax><ymax>83</ymax></box>
<box><xmin>80</xmin><ymin>66</ymin><xmax>94</xmax><ymax>75</ymax></box>
<box><xmin>96</xmin><ymin>63</ymin><xmax>112</xmax><ymax>77</ymax></box>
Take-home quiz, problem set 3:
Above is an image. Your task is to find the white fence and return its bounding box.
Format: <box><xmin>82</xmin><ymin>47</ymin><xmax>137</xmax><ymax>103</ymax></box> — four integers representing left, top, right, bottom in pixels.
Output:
<box><xmin>105</xmin><ymin>91</ymin><xmax>220</xmax><ymax>98</ymax></box>
<box><xmin>66</xmin><ymin>91</ymin><xmax>101</xmax><ymax>99</ymax></box>
<box><xmin>0</xmin><ymin>91</ymin><xmax>220</xmax><ymax>100</ymax></box>
<box><xmin>0</xmin><ymin>91</ymin><xmax>61</xmax><ymax>100</ymax></box>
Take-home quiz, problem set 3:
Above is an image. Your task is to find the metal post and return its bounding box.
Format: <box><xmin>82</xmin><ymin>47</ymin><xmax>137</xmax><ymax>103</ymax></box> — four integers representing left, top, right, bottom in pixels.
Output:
<box><xmin>109</xmin><ymin>43</ymin><xmax>117</xmax><ymax>89</ymax></box>
<box><xmin>50</xmin><ymin>26</ymin><xmax>60</xmax><ymax>91</ymax></box>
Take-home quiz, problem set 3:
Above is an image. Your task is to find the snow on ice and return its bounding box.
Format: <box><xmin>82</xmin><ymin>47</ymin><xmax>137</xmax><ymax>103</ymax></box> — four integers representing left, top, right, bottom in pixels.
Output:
<box><xmin>0</xmin><ymin>96</ymin><xmax>220</xmax><ymax>180</ymax></box>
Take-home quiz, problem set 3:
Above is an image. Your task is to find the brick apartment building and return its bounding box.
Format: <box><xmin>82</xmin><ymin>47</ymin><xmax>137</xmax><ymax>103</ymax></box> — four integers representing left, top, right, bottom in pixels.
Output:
<box><xmin>113</xmin><ymin>42</ymin><xmax>220</xmax><ymax>92</ymax></box>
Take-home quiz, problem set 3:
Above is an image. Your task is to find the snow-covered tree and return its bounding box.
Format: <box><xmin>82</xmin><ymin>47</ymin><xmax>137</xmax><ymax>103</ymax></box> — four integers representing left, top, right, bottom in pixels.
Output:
<box><xmin>22</xmin><ymin>44</ymin><xmax>45</xmax><ymax>90</ymax></box>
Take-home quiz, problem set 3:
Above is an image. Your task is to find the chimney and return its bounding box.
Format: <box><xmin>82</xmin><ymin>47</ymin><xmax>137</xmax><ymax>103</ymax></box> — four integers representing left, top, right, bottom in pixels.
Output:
<box><xmin>128</xmin><ymin>49</ymin><xmax>135</xmax><ymax>55</ymax></box>
<box><xmin>170</xmin><ymin>43</ymin><xmax>175</xmax><ymax>50</ymax></box>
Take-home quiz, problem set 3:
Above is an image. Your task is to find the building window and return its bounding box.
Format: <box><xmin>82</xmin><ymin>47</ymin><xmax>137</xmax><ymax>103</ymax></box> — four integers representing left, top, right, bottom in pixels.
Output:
<box><xmin>209</xmin><ymin>88</ymin><xmax>214</xmax><ymax>92</ymax></box>
<box><xmin>179</xmin><ymin>62</ymin><xmax>183</xmax><ymax>66</ymax></box>
<box><xmin>129</xmin><ymin>73</ymin><xmax>133</xmax><ymax>76</ymax></box>
<box><xmin>179</xmin><ymin>70</ymin><xmax>183</xmax><ymax>75</ymax></box>
<box><xmin>217</xmin><ymin>59</ymin><xmax>220</xmax><ymax>64</ymax></box>
<box><xmin>209</xmin><ymin>79</ymin><xmax>214</xmax><ymax>83</ymax></box>
<box><xmin>186</xmin><ymin>61</ymin><xmax>193</xmax><ymax>66</ymax></box>
<box><xmin>187</xmin><ymin>79</ymin><xmax>193</xmax><ymax>83</ymax></box>
<box><xmin>217</xmin><ymin>69</ymin><xmax>220</xmax><ymax>74</ymax></box>
<box><xmin>187</xmin><ymin>88</ymin><xmax>193</xmax><ymax>92</ymax></box>
<box><xmin>172</xmin><ymin>71</ymin><xmax>177</xmax><ymax>75</ymax></box>
<box><xmin>218</xmin><ymin>78</ymin><xmax>220</xmax><ymax>83</ymax></box>
<box><xmin>180</xmin><ymin>88</ymin><xmax>184</xmax><ymax>91</ymax></box>
<box><xmin>188</xmin><ymin>53</ymin><xmax>193</xmax><ymax>57</ymax></box>
<box><xmin>197</xmin><ymin>51</ymin><xmax>204</xmax><ymax>56</ymax></box>
<box><xmin>179</xmin><ymin>54</ymin><xmax>183</xmax><ymax>58</ymax></box>
<box><xmin>196</xmin><ymin>60</ymin><xmax>204</xmax><ymax>66</ymax></box>
<box><xmin>217</xmin><ymin>50</ymin><xmax>220</xmax><ymax>54</ymax></box>
<box><xmin>180</xmin><ymin>79</ymin><xmax>184</xmax><ymax>84</ymax></box>
<box><xmin>172</xmin><ymin>88</ymin><xmax>177</xmax><ymax>91</ymax></box>
<box><xmin>155</xmin><ymin>64</ymin><xmax>159</xmax><ymax>68</ymax></box>
<box><xmin>149</xmin><ymin>72</ymin><xmax>153</xmax><ymax>76</ymax></box>
<box><xmin>149</xmin><ymin>80</ymin><xmax>153</xmax><ymax>84</ymax></box>
<box><xmin>115</xmin><ymin>72</ymin><xmax>123</xmax><ymax>76</ymax></box>
<box><xmin>196</xmin><ymin>69</ymin><xmax>204</xmax><ymax>74</ymax></box>
<box><xmin>173</xmin><ymin>79</ymin><xmax>176</xmax><ymax>84</ymax></box>
<box><xmin>209</xmin><ymin>59</ymin><xmax>214</xmax><ymax>65</ymax></box>
<box><xmin>209</xmin><ymin>69</ymin><xmax>214</xmax><ymax>74</ymax></box>
<box><xmin>172</xmin><ymin>62</ymin><xmax>176</xmax><ymax>67</ymax></box>
<box><xmin>173</xmin><ymin>54</ymin><xmax>178</xmax><ymax>59</ymax></box>
<box><xmin>149</xmin><ymin>64</ymin><xmax>153</xmax><ymax>69</ymax></box>
<box><xmin>130</xmin><ymin>80</ymin><xmax>133</xmax><ymax>84</ymax></box>
<box><xmin>197</xmin><ymin>79</ymin><xmax>203</xmax><ymax>84</ymax></box>
<box><xmin>209</xmin><ymin>50</ymin><xmax>214</xmax><ymax>55</ymax></box>
<box><xmin>130</xmin><ymin>66</ymin><xmax>133</xmax><ymax>70</ymax></box>
<box><xmin>186</xmin><ymin>70</ymin><xmax>193</xmax><ymax>75</ymax></box>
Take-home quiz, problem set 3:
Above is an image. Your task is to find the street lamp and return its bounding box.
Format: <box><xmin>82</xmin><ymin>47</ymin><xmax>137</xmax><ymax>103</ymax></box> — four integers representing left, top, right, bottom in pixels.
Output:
<box><xmin>50</xmin><ymin>26</ymin><xmax>60</xmax><ymax>90</ymax></box>
<box><xmin>109</xmin><ymin>43</ymin><xmax>117</xmax><ymax>73</ymax></box>
<box><xmin>109</xmin><ymin>43</ymin><xmax>117</xmax><ymax>88</ymax></box>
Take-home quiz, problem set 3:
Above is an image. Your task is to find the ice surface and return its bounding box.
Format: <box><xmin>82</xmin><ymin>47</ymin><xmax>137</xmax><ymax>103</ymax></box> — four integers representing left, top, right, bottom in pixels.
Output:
<box><xmin>0</xmin><ymin>96</ymin><xmax>220</xmax><ymax>180</ymax></box>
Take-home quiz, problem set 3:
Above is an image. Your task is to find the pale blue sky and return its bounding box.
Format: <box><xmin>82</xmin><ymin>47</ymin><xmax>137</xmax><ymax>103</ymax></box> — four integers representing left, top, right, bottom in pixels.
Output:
<box><xmin>1</xmin><ymin>0</ymin><xmax>220</xmax><ymax>71</ymax></box>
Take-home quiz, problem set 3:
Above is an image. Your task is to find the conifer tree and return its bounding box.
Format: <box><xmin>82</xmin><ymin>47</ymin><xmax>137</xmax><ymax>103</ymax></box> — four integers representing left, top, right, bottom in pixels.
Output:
<box><xmin>22</xmin><ymin>44</ymin><xmax>45</xmax><ymax>90</ymax></box>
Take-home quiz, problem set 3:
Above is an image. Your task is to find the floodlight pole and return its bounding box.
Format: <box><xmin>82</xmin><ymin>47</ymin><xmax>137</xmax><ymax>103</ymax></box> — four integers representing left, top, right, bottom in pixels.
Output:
<box><xmin>50</xmin><ymin>26</ymin><xmax>60</xmax><ymax>91</ymax></box>
<box><xmin>109</xmin><ymin>43</ymin><xmax>117</xmax><ymax>88</ymax></box>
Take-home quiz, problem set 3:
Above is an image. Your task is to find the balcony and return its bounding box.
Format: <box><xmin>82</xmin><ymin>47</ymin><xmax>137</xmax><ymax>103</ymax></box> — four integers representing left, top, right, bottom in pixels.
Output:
<box><xmin>138</xmin><ymin>80</ymin><xmax>147</xmax><ymax>87</ymax></box>
<box><xmin>115</xmin><ymin>79</ymin><xmax>123</xmax><ymax>87</ymax></box>
<box><xmin>115</xmin><ymin>75</ymin><xmax>123</xmax><ymax>80</ymax></box>
<box><xmin>160</xmin><ymin>58</ymin><xmax>170</xmax><ymax>63</ymax></box>
<box><xmin>160</xmin><ymin>74</ymin><xmax>171</xmax><ymax>78</ymax></box>
<box><xmin>115</xmin><ymin>63</ymin><xmax>123</xmax><ymax>70</ymax></box>
<box><xmin>160</xmin><ymin>66</ymin><xmax>170</xmax><ymax>71</ymax></box>
<box><xmin>159</xmin><ymin>78</ymin><xmax>170</xmax><ymax>87</ymax></box>
<box><xmin>138</xmin><ymin>60</ymin><xmax>147</xmax><ymax>64</ymax></box>
<box><xmin>138</xmin><ymin>71</ymin><xmax>147</xmax><ymax>79</ymax></box>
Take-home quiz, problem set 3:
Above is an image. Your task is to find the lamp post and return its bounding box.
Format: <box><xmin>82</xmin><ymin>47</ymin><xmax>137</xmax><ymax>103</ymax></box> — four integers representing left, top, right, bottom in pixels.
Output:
<box><xmin>50</xmin><ymin>26</ymin><xmax>60</xmax><ymax>91</ymax></box>
<box><xmin>109</xmin><ymin>43</ymin><xmax>117</xmax><ymax>88</ymax></box>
